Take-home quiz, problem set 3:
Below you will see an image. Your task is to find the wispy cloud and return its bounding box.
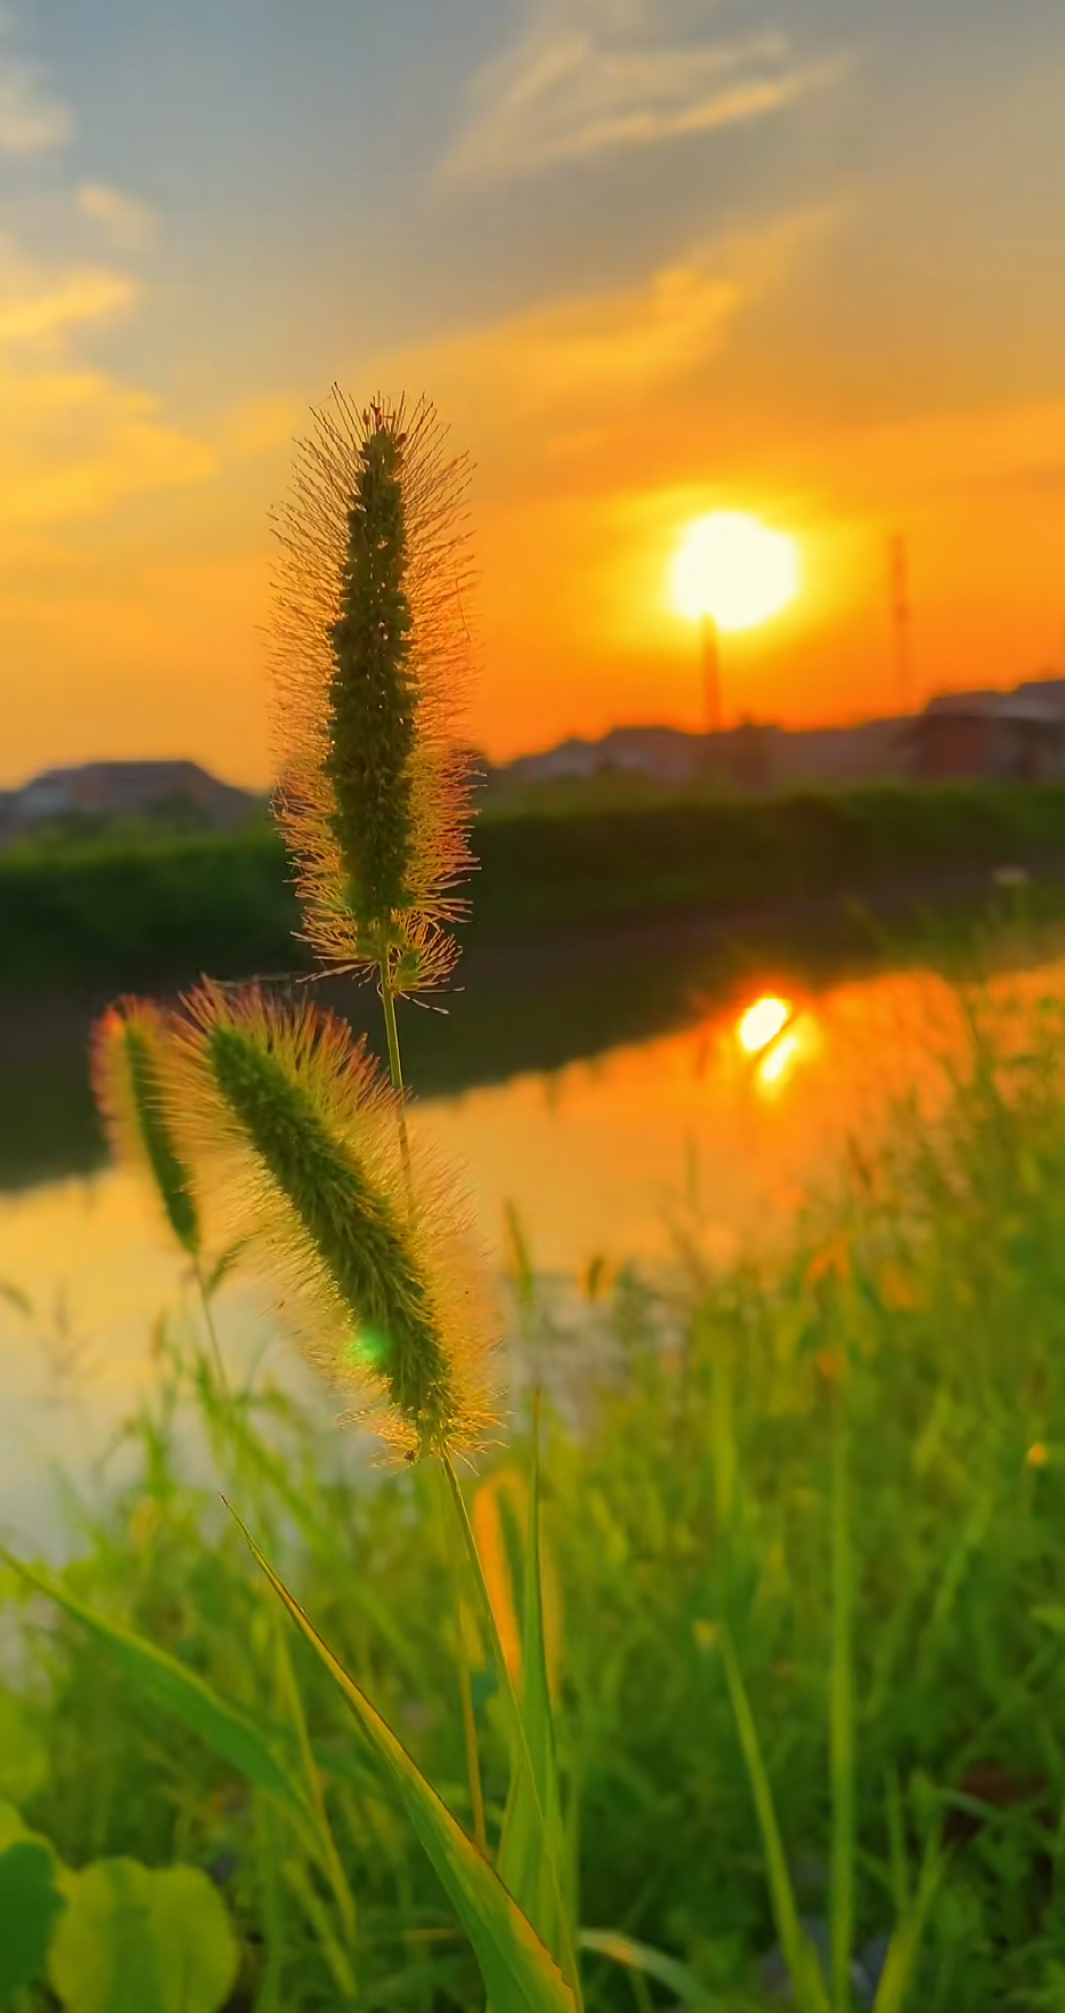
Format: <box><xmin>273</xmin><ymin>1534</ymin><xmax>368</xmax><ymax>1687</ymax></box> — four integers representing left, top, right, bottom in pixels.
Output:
<box><xmin>0</xmin><ymin>235</ymin><xmax>212</xmax><ymax>534</ymax></box>
<box><xmin>0</xmin><ymin>18</ymin><xmax>208</xmax><ymax>534</ymax></box>
<box><xmin>0</xmin><ymin>243</ymin><xmax>138</xmax><ymax>348</ymax></box>
<box><xmin>0</xmin><ymin>9</ymin><xmax>72</xmax><ymax>154</ymax></box>
<box><xmin>449</xmin><ymin>242</ymin><xmax>743</xmax><ymax>399</ymax></box>
<box><xmin>388</xmin><ymin>204</ymin><xmax>842</xmax><ymax>439</ymax></box>
<box><xmin>442</xmin><ymin>0</ymin><xmax>844</xmax><ymax>184</ymax></box>
<box><xmin>77</xmin><ymin>183</ymin><xmax>159</xmax><ymax>256</ymax></box>
<box><xmin>0</xmin><ymin>364</ymin><xmax>215</xmax><ymax>533</ymax></box>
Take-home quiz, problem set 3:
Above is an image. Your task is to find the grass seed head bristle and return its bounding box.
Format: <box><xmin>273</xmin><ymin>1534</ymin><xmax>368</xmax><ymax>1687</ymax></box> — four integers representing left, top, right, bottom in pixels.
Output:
<box><xmin>269</xmin><ymin>388</ymin><xmax>477</xmax><ymax>995</ymax></box>
<box><xmin>90</xmin><ymin>999</ymin><xmax>201</xmax><ymax>1259</ymax></box>
<box><xmin>166</xmin><ymin>983</ymin><xmax>498</xmax><ymax>1461</ymax></box>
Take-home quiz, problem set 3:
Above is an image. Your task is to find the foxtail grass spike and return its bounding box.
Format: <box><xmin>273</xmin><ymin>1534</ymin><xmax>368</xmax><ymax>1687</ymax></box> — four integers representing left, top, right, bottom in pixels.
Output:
<box><xmin>269</xmin><ymin>389</ymin><xmax>477</xmax><ymax>994</ymax></box>
<box><xmin>90</xmin><ymin>999</ymin><xmax>201</xmax><ymax>1259</ymax></box>
<box><xmin>165</xmin><ymin>983</ymin><xmax>498</xmax><ymax>1462</ymax></box>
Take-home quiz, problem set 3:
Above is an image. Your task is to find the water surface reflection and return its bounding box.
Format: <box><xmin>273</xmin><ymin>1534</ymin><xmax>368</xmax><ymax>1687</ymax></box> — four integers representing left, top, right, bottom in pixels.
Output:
<box><xmin>3</xmin><ymin>945</ymin><xmax>1064</xmax><ymax>1550</ymax></box>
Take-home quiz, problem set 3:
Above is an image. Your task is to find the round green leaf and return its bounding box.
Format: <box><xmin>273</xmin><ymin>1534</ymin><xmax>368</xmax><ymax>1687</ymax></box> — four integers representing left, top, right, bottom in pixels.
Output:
<box><xmin>0</xmin><ymin>1837</ymin><xmax>67</xmax><ymax>2000</ymax></box>
<box><xmin>48</xmin><ymin>1859</ymin><xmax>240</xmax><ymax>2013</ymax></box>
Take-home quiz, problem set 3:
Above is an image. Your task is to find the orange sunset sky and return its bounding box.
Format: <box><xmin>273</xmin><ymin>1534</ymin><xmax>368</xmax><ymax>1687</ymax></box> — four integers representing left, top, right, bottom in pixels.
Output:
<box><xmin>2</xmin><ymin>0</ymin><xmax>1064</xmax><ymax>788</ymax></box>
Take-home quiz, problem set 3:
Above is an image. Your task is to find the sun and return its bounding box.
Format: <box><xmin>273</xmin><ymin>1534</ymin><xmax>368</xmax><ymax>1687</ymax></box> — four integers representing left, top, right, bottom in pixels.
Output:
<box><xmin>672</xmin><ymin>512</ymin><xmax>799</xmax><ymax>633</ymax></box>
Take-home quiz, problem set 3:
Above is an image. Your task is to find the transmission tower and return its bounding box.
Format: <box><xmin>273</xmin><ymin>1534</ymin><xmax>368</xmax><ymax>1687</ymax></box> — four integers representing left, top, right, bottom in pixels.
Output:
<box><xmin>701</xmin><ymin>613</ymin><xmax>722</xmax><ymax>733</ymax></box>
<box><xmin>888</xmin><ymin>533</ymin><xmax>913</xmax><ymax>714</ymax></box>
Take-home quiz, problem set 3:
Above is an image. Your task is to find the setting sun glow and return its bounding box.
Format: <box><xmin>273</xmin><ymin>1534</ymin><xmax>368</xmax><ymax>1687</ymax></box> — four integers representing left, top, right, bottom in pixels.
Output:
<box><xmin>672</xmin><ymin>513</ymin><xmax>800</xmax><ymax>633</ymax></box>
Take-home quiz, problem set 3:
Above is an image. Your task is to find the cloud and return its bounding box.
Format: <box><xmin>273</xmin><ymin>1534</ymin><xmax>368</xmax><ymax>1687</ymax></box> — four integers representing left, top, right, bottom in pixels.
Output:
<box><xmin>0</xmin><ymin>363</ymin><xmax>216</xmax><ymax>533</ymax></box>
<box><xmin>442</xmin><ymin>0</ymin><xmax>844</xmax><ymax>183</ymax></box>
<box><xmin>77</xmin><ymin>183</ymin><xmax>159</xmax><ymax>256</ymax></box>
<box><xmin>453</xmin><ymin>244</ymin><xmax>743</xmax><ymax>399</ymax></box>
<box><xmin>386</xmin><ymin>204</ymin><xmax>842</xmax><ymax>453</ymax></box>
<box><xmin>0</xmin><ymin>260</ymin><xmax>138</xmax><ymax>348</ymax></box>
<box><xmin>0</xmin><ymin>234</ymin><xmax>213</xmax><ymax>536</ymax></box>
<box><xmin>0</xmin><ymin>11</ymin><xmax>72</xmax><ymax>154</ymax></box>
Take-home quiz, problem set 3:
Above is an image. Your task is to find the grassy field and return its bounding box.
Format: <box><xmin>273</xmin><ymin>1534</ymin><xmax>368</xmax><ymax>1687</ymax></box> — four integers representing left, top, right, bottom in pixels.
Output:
<box><xmin>5</xmin><ymin>781</ymin><xmax>1065</xmax><ymax>992</ymax></box>
<box><xmin>6</xmin><ymin>965</ymin><xmax>1065</xmax><ymax>2007</ymax></box>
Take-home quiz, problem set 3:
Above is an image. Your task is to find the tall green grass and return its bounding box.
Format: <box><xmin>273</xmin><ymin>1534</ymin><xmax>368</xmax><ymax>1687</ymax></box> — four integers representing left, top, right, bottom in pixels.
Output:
<box><xmin>6</xmin><ymin>969</ymin><xmax>1065</xmax><ymax>2003</ymax></box>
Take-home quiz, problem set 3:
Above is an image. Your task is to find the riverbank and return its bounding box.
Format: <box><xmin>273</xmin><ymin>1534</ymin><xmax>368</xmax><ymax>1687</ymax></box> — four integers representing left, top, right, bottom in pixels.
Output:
<box><xmin>5</xmin><ymin>781</ymin><xmax>1065</xmax><ymax>993</ymax></box>
<box><xmin>4</xmin><ymin>856</ymin><xmax>1064</xmax><ymax>1194</ymax></box>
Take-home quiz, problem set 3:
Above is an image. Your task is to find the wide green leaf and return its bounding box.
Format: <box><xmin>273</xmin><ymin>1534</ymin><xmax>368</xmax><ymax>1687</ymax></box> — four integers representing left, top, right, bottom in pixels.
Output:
<box><xmin>8</xmin><ymin>1555</ymin><xmax>311</xmax><ymax>1824</ymax></box>
<box><xmin>48</xmin><ymin>1860</ymin><xmax>239</xmax><ymax>2013</ymax></box>
<box><xmin>0</xmin><ymin>1820</ymin><xmax>66</xmax><ymax>2002</ymax></box>
<box><xmin>240</xmin><ymin>1519</ymin><xmax>577</xmax><ymax>2013</ymax></box>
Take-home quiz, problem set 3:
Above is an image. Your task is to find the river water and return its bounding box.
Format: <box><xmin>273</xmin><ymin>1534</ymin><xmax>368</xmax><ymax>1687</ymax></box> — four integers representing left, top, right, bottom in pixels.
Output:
<box><xmin>3</xmin><ymin>923</ymin><xmax>1063</xmax><ymax>1553</ymax></box>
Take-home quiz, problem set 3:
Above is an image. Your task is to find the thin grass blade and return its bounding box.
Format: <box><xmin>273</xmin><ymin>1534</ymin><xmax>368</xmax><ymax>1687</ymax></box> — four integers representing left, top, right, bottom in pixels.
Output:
<box><xmin>234</xmin><ymin>1514</ymin><xmax>578</xmax><ymax>2013</ymax></box>
<box><xmin>444</xmin><ymin>1459</ymin><xmax>584</xmax><ymax>2009</ymax></box>
<box><xmin>719</xmin><ymin>1624</ymin><xmax>831</xmax><ymax>2013</ymax></box>
<box><xmin>871</xmin><ymin>1834</ymin><xmax>945</xmax><ymax>2013</ymax></box>
<box><xmin>829</xmin><ymin>1388</ymin><xmax>855</xmax><ymax>2011</ymax></box>
<box><xmin>578</xmin><ymin>1930</ymin><xmax>743</xmax><ymax>2011</ymax></box>
<box><xmin>200</xmin><ymin>1393</ymin><xmax>427</xmax><ymax>1688</ymax></box>
<box><xmin>498</xmin><ymin>1401</ymin><xmax>566</xmax><ymax>1964</ymax></box>
<box><xmin>272</xmin><ymin>1621</ymin><xmax>357</xmax><ymax>1943</ymax></box>
<box><xmin>9</xmin><ymin>1556</ymin><xmax>311</xmax><ymax>1825</ymax></box>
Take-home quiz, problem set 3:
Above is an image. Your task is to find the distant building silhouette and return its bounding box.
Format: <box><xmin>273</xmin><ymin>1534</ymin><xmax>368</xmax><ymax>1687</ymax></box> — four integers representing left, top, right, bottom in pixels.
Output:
<box><xmin>0</xmin><ymin>760</ymin><xmax>261</xmax><ymax>846</ymax></box>
<box><xmin>908</xmin><ymin>679</ymin><xmax>1065</xmax><ymax>782</ymax></box>
<box><xmin>495</xmin><ymin>716</ymin><xmax>912</xmax><ymax>794</ymax></box>
<box><xmin>491</xmin><ymin>671</ymin><xmax>1065</xmax><ymax>797</ymax></box>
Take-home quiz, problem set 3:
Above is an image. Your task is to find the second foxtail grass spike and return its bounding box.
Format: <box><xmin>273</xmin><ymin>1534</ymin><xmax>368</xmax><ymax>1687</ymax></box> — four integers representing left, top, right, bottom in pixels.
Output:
<box><xmin>91</xmin><ymin>998</ymin><xmax>201</xmax><ymax>1261</ymax></box>
<box><xmin>90</xmin><ymin>997</ymin><xmax>232</xmax><ymax>1387</ymax></box>
<box><xmin>164</xmin><ymin>982</ymin><xmax>499</xmax><ymax>1464</ymax></box>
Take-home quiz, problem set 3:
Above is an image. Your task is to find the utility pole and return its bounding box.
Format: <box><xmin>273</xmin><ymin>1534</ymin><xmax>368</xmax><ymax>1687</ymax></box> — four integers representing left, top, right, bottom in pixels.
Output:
<box><xmin>888</xmin><ymin>532</ymin><xmax>913</xmax><ymax>715</ymax></box>
<box><xmin>701</xmin><ymin>612</ymin><xmax>722</xmax><ymax>734</ymax></box>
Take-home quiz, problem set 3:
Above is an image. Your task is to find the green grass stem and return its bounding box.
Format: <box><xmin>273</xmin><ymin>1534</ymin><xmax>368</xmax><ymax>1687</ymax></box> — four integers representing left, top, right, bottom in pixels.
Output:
<box><xmin>719</xmin><ymin>1624</ymin><xmax>831</xmax><ymax>2013</ymax></box>
<box><xmin>378</xmin><ymin>961</ymin><xmax>413</xmax><ymax>1193</ymax></box>
<box><xmin>829</xmin><ymin>1386</ymin><xmax>855</xmax><ymax>2012</ymax></box>
<box><xmin>443</xmin><ymin>1454</ymin><xmax>584</xmax><ymax>2011</ymax></box>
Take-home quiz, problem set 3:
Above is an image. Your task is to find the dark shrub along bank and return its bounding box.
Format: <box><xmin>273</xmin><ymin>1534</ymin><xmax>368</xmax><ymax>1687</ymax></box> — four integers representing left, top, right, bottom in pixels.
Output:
<box><xmin>4</xmin><ymin>782</ymin><xmax>1065</xmax><ymax>991</ymax></box>
<box><xmin>0</xmin><ymin>826</ymin><xmax>302</xmax><ymax>991</ymax></box>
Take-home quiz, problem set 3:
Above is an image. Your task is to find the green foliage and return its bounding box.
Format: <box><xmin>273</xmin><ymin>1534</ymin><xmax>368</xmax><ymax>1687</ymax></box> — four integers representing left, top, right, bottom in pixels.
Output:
<box><xmin>6</xmin><ymin>782</ymin><xmax>1065</xmax><ymax>992</ymax></box>
<box><xmin>47</xmin><ymin>1859</ymin><xmax>239</xmax><ymax>2013</ymax></box>
<box><xmin>0</xmin><ymin>1685</ymin><xmax>49</xmax><ymax>1804</ymax></box>
<box><xmin>0</xmin><ymin>1812</ymin><xmax>66</xmax><ymax>2003</ymax></box>
<box><xmin>10</xmin><ymin>960</ymin><xmax>1065</xmax><ymax>2002</ymax></box>
<box><xmin>7</xmin><ymin>1558</ymin><xmax>313</xmax><ymax>1823</ymax></box>
<box><xmin>718</xmin><ymin>1625</ymin><xmax>831</xmax><ymax>2013</ymax></box>
<box><xmin>243</xmin><ymin>1517</ymin><xmax>577</xmax><ymax>2013</ymax></box>
<box><xmin>0</xmin><ymin>1804</ymin><xmax>239</xmax><ymax>2013</ymax></box>
<box><xmin>577</xmin><ymin>1928</ymin><xmax>729</xmax><ymax>2008</ymax></box>
<box><xmin>0</xmin><ymin>823</ymin><xmax>298</xmax><ymax>992</ymax></box>
<box><xmin>497</xmin><ymin>1413</ymin><xmax>568</xmax><ymax>1967</ymax></box>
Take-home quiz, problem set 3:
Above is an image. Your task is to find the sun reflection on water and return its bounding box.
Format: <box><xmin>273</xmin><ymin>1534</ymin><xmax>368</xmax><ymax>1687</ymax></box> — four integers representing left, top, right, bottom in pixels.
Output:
<box><xmin>758</xmin><ymin>1029</ymin><xmax>803</xmax><ymax>1088</ymax></box>
<box><xmin>737</xmin><ymin>995</ymin><xmax>792</xmax><ymax>1054</ymax></box>
<box><xmin>733</xmin><ymin>993</ymin><xmax>820</xmax><ymax>1095</ymax></box>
